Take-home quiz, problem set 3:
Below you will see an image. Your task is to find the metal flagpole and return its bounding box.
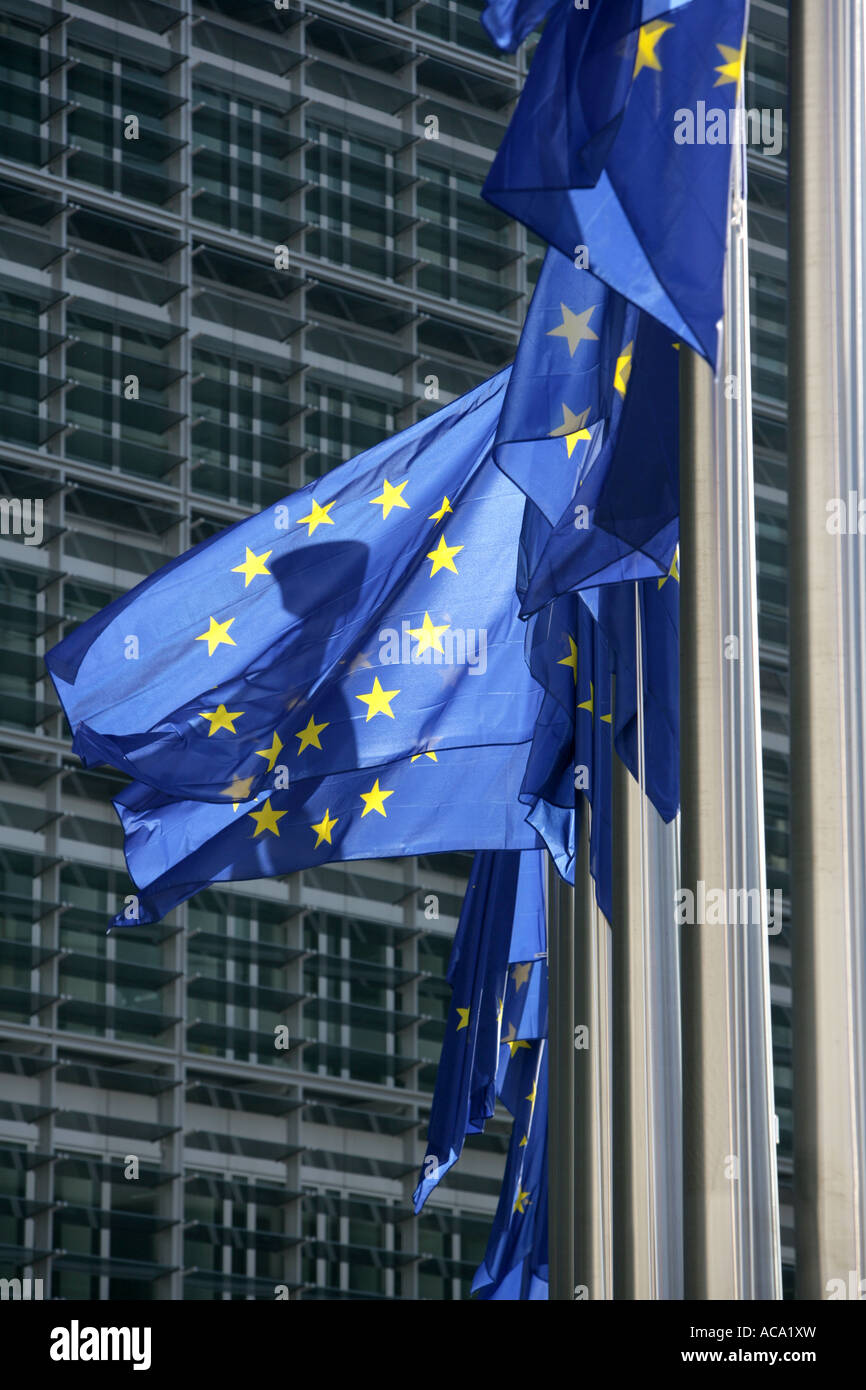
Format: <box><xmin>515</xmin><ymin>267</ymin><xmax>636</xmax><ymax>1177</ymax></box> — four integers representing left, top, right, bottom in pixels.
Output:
<box><xmin>573</xmin><ymin>806</ymin><xmax>613</xmax><ymax>1299</ymax></box>
<box><xmin>679</xmin><ymin>105</ymin><xmax>781</xmax><ymax>1297</ymax></box>
<box><xmin>612</xmin><ymin>595</ymin><xmax>684</xmax><ymax>1298</ymax></box>
<box><xmin>547</xmin><ymin>853</ymin><xmax>575</xmax><ymax>1300</ymax></box>
<box><xmin>788</xmin><ymin>0</ymin><xmax>866</xmax><ymax>1300</ymax></box>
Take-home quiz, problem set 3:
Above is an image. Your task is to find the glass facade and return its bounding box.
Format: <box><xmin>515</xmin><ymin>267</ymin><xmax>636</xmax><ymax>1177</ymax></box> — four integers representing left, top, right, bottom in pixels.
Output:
<box><xmin>0</xmin><ymin>0</ymin><xmax>526</xmax><ymax>1301</ymax></box>
<box><xmin>0</xmin><ymin>0</ymin><xmax>795</xmax><ymax>1301</ymax></box>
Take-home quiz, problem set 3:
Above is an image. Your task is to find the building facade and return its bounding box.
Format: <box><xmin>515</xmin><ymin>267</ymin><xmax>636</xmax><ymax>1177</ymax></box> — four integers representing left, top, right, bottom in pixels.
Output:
<box><xmin>0</xmin><ymin>0</ymin><xmax>792</xmax><ymax>1300</ymax></box>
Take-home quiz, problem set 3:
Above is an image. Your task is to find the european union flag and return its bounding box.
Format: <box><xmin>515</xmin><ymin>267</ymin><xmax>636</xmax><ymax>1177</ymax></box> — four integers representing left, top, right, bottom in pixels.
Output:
<box><xmin>518</xmin><ymin>310</ymin><xmax>679</xmax><ymax>614</ymax></box>
<box><xmin>109</xmin><ymin>743</ymin><xmax>544</xmax><ymax>927</ymax></box>
<box><xmin>413</xmin><ymin>849</ymin><xmax>545</xmax><ymax>1213</ymax></box>
<box><xmin>481</xmin><ymin>0</ymin><xmax>560</xmax><ymax>53</ymax></box>
<box><xmin>494</xmin><ymin>245</ymin><xmax>637</xmax><ymax>529</ymax></box>
<box><xmin>472</xmin><ymin>1042</ymin><xmax>549</xmax><ymax>1300</ymax></box>
<box><xmin>483</xmin><ymin>0</ymin><xmax>748</xmax><ymax>363</ymax></box>
<box><xmin>591</xmin><ymin>560</ymin><xmax>680</xmax><ymax>822</ymax></box>
<box><xmin>519</xmin><ymin>587</ymin><xmax>614</xmax><ymax>918</ymax></box>
<box><xmin>481</xmin><ymin>0</ymin><xmax>695</xmax><ymax>55</ymax></box>
<box><xmin>45</xmin><ymin>370</ymin><xmax>544</xmax><ymax>804</ymax></box>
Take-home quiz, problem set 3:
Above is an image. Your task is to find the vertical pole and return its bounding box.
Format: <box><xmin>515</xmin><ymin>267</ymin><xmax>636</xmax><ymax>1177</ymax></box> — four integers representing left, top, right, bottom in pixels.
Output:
<box><xmin>573</xmin><ymin>810</ymin><xmax>613</xmax><ymax>1299</ymax></box>
<box><xmin>679</xmin><ymin>344</ymin><xmax>737</xmax><ymax>1297</ymax></box>
<box><xmin>788</xmin><ymin>0</ymin><xmax>866</xmax><ymax>1300</ymax></box>
<box><xmin>547</xmin><ymin>853</ymin><xmax>575</xmax><ymax>1299</ymax></box>
<box><xmin>612</xmin><ymin>600</ymin><xmax>684</xmax><ymax>1298</ymax></box>
<box><xmin>679</xmin><ymin>139</ymin><xmax>781</xmax><ymax>1294</ymax></box>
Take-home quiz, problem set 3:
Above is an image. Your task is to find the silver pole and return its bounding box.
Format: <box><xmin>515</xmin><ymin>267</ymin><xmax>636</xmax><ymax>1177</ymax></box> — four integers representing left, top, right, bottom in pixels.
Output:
<box><xmin>679</xmin><ymin>127</ymin><xmax>781</xmax><ymax>1296</ymax></box>
<box><xmin>573</xmin><ymin>807</ymin><xmax>613</xmax><ymax>1298</ymax></box>
<box><xmin>547</xmin><ymin>853</ymin><xmax>575</xmax><ymax>1299</ymax></box>
<box><xmin>789</xmin><ymin>0</ymin><xmax>866</xmax><ymax>1300</ymax></box>
<box><xmin>612</xmin><ymin>600</ymin><xmax>684</xmax><ymax>1298</ymax></box>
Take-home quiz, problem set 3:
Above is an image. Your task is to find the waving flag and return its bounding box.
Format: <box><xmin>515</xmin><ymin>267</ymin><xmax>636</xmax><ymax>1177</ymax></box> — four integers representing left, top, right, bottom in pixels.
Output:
<box><xmin>494</xmin><ymin>245</ymin><xmax>637</xmax><ymax>529</ymax></box>
<box><xmin>108</xmin><ymin>743</ymin><xmax>543</xmax><ymax>928</ymax></box>
<box><xmin>518</xmin><ymin>586</ymin><xmax>614</xmax><ymax>917</ymax></box>
<box><xmin>481</xmin><ymin>0</ymin><xmax>560</xmax><ymax>52</ymax></box>
<box><xmin>594</xmin><ymin>562</ymin><xmax>680</xmax><ymax>823</ymax></box>
<box><xmin>46</xmin><ymin>370</ymin><xmax>544</xmax><ymax>804</ymax></box>
<box><xmin>472</xmin><ymin>1042</ymin><xmax>549</xmax><ymax>1300</ymax></box>
<box><xmin>413</xmin><ymin>849</ymin><xmax>545</xmax><ymax>1213</ymax></box>
<box><xmin>518</xmin><ymin>310</ymin><xmax>680</xmax><ymax>613</ymax></box>
<box><xmin>481</xmin><ymin>0</ymin><xmax>695</xmax><ymax>54</ymax></box>
<box><xmin>483</xmin><ymin>0</ymin><xmax>748</xmax><ymax>363</ymax></box>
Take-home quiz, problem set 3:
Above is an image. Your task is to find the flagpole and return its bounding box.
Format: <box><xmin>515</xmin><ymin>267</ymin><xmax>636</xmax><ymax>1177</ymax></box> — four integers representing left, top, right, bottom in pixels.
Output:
<box><xmin>573</xmin><ymin>807</ymin><xmax>613</xmax><ymax>1299</ymax></box>
<box><xmin>679</xmin><ymin>126</ymin><xmax>781</xmax><ymax>1296</ymax></box>
<box><xmin>788</xmin><ymin>0</ymin><xmax>866</xmax><ymax>1299</ymax></box>
<box><xmin>547</xmin><ymin>853</ymin><xmax>575</xmax><ymax>1299</ymax></box>
<box><xmin>612</xmin><ymin>598</ymin><xmax>684</xmax><ymax>1298</ymax></box>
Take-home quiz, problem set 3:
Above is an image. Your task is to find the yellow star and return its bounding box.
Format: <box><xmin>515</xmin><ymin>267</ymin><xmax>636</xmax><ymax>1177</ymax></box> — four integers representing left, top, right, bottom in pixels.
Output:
<box><xmin>511</xmin><ymin>961</ymin><xmax>532</xmax><ymax>991</ymax></box>
<box><xmin>294</xmin><ymin>715</ymin><xmax>328</xmax><ymax>755</ymax></box>
<box><xmin>547</xmin><ymin>302</ymin><xmax>598</xmax><ymax>356</ymax></box>
<box><xmin>196</xmin><ymin>615</ymin><xmax>236</xmax><ymax>656</ymax></box>
<box><xmin>356</xmin><ymin>676</ymin><xmax>400</xmax><ymax>721</ymax></box>
<box><xmin>231</xmin><ymin>547</ymin><xmax>272</xmax><ymax>586</ymax></box>
<box><xmin>614</xmin><ymin>341</ymin><xmax>634</xmax><ymax>397</ymax></box>
<box><xmin>370</xmin><ymin>477</ymin><xmax>409</xmax><ymax>518</ymax></box>
<box><xmin>255</xmin><ymin>731</ymin><xmax>283</xmax><ymax>771</ymax></box>
<box><xmin>502</xmin><ymin>1022</ymin><xmax>531</xmax><ymax>1058</ymax></box>
<box><xmin>659</xmin><ymin>544</ymin><xmax>680</xmax><ymax>588</ymax></box>
<box><xmin>429</xmin><ymin>496</ymin><xmax>452</xmax><ymax>522</ymax></box>
<box><xmin>199</xmin><ymin>704</ymin><xmax>243</xmax><ymax>736</ymax></box>
<box><xmin>426</xmin><ymin>533</ymin><xmax>463</xmax><ymax>576</ymax></box>
<box><xmin>526</xmin><ymin>1081</ymin><xmax>537</xmax><ymax>1105</ymax></box>
<box><xmin>456</xmin><ymin>1006</ymin><xmax>470</xmax><ymax>1031</ymax></box>
<box><xmin>513</xmin><ymin>1187</ymin><xmax>531</xmax><ymax>1214</ymax></box>
<box><xmin>249</xmin><ymin>797</ymin><xmax>286</xmax><ymax>837</ymax></box>
<box><xmin>360</xmin><ymin>777</ymin><xmax>394</xmax><ymax>818</ymax></box>
<box><xmin>519</xmin><ymin>1133</ymin><xmax>528</xmax><ymax>1148</ymax></box>
<box><xmin>549</xmin><ymin>403</ymin><xmax>592</xmax><ymax>458</ymax></box>
<box><xmin>578</xmin><ymin>682</ymin><xmax>594</xmax><ymax>717</ymax></box>
<box><xmin>633</xmin><ymin>18</ymin><xmax>673</xmax><ymax>77</ymax></box>
<box><xmin>311</xmin><ymin>808</ymin><xmax>338</xmax><ymax>848</ymax></box>
<box><xmin>221</xmin><ymin>775</ymin><xmax>254</xmax><ymax>802</ymax></box>
<box><xmin>410</xmin><ymin>750</ymin><xmax>438</xmax><ymax>762</ymax></box>
<box><xmin>558</xmin><ymin>635</ymin><xmax>578</xmax><ymax>684</ymax></box>
<box><xmin>296</xmin><ymin>498</ymin><xmax>335</xmax><ymax>536</ymax></box>
<box><xmin>714</xmin><ymin>39</ymin><xmax>745</xmax><ymax>89</ymax></box>
<box><xmin>407</xmin><ymin>611</ymin><xmax>449</xmax><ymax>657</ymax></box>
<box><xmin>496</xmin><ymin>998</ymin><xmax>504</xmax><ymax>1025</ymax></box>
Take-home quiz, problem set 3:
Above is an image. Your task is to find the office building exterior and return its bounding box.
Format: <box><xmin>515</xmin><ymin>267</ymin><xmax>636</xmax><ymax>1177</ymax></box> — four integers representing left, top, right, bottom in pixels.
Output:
<box><xmin>0</xmin><ymin>0</ymin><xmax>792</xmax><ymax>1300</ymax></box>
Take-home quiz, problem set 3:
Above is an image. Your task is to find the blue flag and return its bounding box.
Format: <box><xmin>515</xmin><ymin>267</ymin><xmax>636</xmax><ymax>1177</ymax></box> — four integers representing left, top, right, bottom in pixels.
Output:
<box><xmin>494</xmin><ymin>245</ymin><xmax>637</xmax><ymax>529</ymax></box>
<box><xmin>517</xmin><ymin>584</ymin><xmax>615</xmax><ymax>917</ymax></box>
<box><xmin>472</xmin><ymin>1042</ymin><xmax>549</xmax><ymax>1300</ymax></box>
<box><xmin>413</xmin><ymin>849</ymin><xmax>545</xmax><ymax>1213</ymax></box>
<box><xmin>518</xmin><ymin>310</ymin><xmax>679</xmax><ymax>613</ymax></box>
<box><xmin>591</xmin><ymin>560</ymin><xmax>680</xmax><ymax>823</ymax></box>
<box><xmin>483</xmin><ymin>0</ymin><xmax>748</xmax><ymax>363</ymax></box>
<box><xmin>108</xmin><ymin>743</ymin><xmax>544</xmax><ymax>927</ymax></box>
<box><xmin>481</xmin><ymin>0</ymin><xmax>696</xmax><ymax>55</ymax></box>
<box><xmin>481</xmin><ymin>0</ymin><xmax>560</xmax><ymax>53</ymax></box>
<box><xmin>45</xmin><ymin>370</ymin><xmax>544</xmax><ymax>804</ymax></box>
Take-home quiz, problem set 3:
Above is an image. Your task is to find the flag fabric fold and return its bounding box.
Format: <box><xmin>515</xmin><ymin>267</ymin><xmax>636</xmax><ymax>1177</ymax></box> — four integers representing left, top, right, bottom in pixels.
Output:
<box><xmin>472</xmin><ymin>1042</ymin><xmax>549</xmax><ymax>1300</ymax></box>
<box><xmin>46</xmin><ymin>369</ymin><xmax>544</xmax><ymax>805</ymax></box>
<box><xmin>482</xmin><ymin>0</ymin><xmax>748</xmax><ymax>364</ymax></box>
<box><xmin>413</xmin><ymin>849</ymin><xmax>545</xmax><ymax>1213</ymax></box>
